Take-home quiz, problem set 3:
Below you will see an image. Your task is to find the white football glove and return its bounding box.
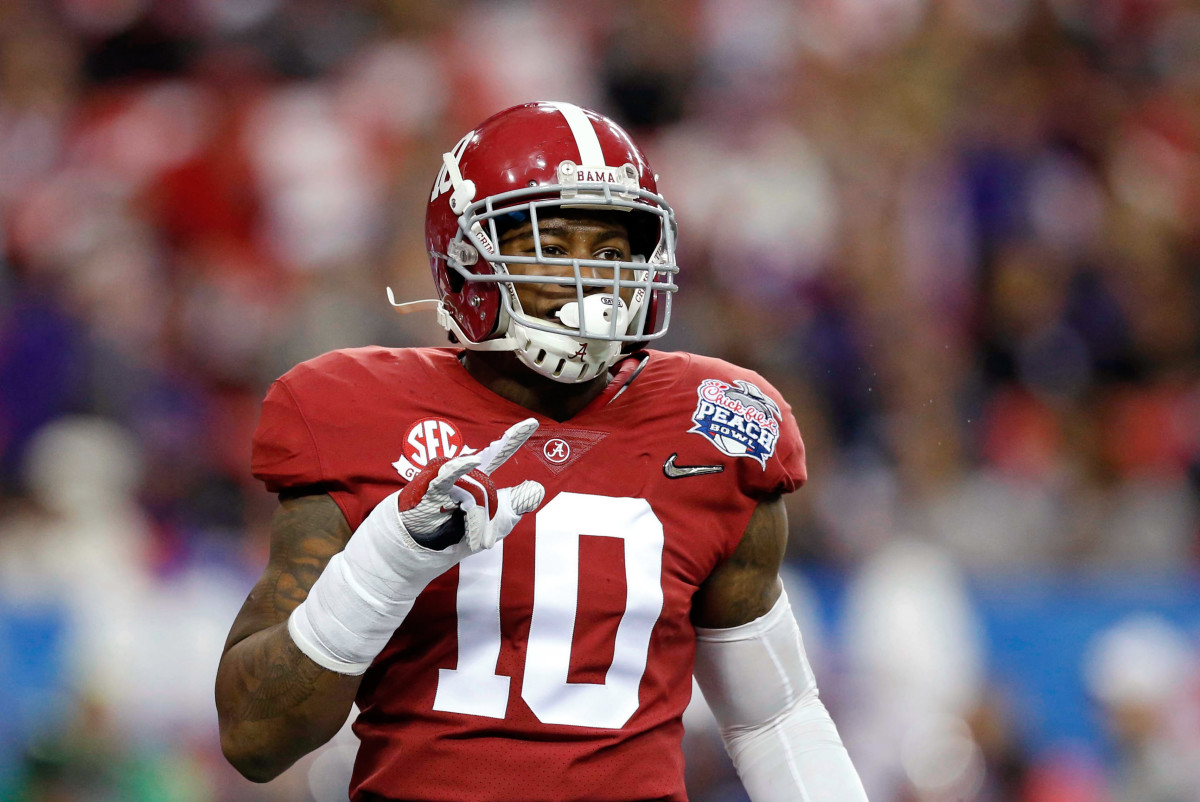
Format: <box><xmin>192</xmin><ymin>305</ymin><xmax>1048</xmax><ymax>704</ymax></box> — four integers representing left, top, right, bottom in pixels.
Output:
<box><xmin>288</xmin><ymin>418</ymin><xmax>545</xmax><ymax>674</ymax></box>
<box><xmin>399</xmin><ymin>417</ymin><xmax>545</xmax><ymax>551</ymax></box>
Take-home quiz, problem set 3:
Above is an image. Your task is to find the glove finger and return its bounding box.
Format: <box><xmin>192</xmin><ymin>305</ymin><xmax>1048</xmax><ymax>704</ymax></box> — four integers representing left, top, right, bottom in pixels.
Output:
<box><xmin>484</xmin><ymin>481</ymin><xmax>545</xmax><ymax>546</ymax></box>
<box><xmin>464</xmin><ymin>506</ymin><xmax>490</xmax><ymax>551</ymax></box>
<box><xmin>429</xmin><ymin>454</ymin><xmax>483</xmax><ymax>496</ymax></box>
<box><xmin>475</xmin><ymin>418</ymin><xmax>540</xmax><ymax>475</ymax></box>
<box><xmin>504</xmin><ymin>480</ymin><xmax>545</xmax><ymax>516</ymax></box>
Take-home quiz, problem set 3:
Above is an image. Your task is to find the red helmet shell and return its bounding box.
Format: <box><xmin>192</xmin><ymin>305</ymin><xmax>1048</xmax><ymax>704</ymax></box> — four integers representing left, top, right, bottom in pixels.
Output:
<box><xmin>425</xmin><ymin>102</ymin><xmax>663</xmax><ymax>344</ymax></box>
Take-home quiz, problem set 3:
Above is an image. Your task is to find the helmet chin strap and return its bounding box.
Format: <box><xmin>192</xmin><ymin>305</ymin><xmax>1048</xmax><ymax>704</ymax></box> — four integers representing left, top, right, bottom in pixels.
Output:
<box><xmin>441</xmin><ymin>292</ymin><xmax>631</xmax><ymax>383</ymax></box>
<box><xmin>391</xmin><ymin>286</ymin><xmax>637</xmax><ymax>384</ymax></box>
<box><xmin>512</xmin><ymin>326</ymin><xmax>621</xmax><ymax>383</ymax></box>
<box><xmin>506</xmin><ymin>294</ymin><xmax>630</xmax><ymax>383</ymax></box>
<box><xmin>439</xmin><ymin>304</ymin><xmax>521</xmax><ymax>352</ymax></box>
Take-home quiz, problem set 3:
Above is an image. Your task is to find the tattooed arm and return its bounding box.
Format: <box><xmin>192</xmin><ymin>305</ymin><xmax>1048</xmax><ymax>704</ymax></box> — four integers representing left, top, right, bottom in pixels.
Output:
<box><xmin>691</xmin><ymin>495</ymin><xmax>787</xmax><ymax>629</ymax></box>
<box><xmin>215</xmin><ymin>493</ymin><xmax>361</xmax><ymax>782</ymax></box>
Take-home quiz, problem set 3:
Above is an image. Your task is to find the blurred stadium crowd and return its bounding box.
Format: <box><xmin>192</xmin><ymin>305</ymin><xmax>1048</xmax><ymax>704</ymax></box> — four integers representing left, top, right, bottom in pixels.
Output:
<box><xmin>1</xmin><ymin>0</ymin><xmax>1199</xmax><ymax>800</ymax></box>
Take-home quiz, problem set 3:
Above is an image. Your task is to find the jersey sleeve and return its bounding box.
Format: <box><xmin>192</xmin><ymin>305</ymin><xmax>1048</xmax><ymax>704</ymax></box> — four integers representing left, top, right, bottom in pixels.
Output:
<box><xmin>251</xmin><ymin>378</ymin><xmax>325</xmax><ymax>492</ymax></box>
<box><xmin>740</xmin><ymin>374</ymin><xmax>807</xmax><ymax>500</ymax></box>
<box><xmin>667</xmin><ymin>352</ymin><xmax>807</xmax><ymax>501</ymax></box>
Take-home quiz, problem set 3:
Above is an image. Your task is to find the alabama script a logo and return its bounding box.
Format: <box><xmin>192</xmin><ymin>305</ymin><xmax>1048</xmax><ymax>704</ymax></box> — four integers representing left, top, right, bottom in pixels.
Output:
<box><xmin>543</xmin><ymin>438</ymin><xmax>571</xmax><ymax>464</ymax></box>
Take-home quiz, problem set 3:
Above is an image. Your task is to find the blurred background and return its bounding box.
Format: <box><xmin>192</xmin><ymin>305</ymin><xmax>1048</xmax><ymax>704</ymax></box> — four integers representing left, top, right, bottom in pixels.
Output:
<box><xmin>0</xmin><ymin>0</ymin><xmax>1198</xmax><ymax>799</ymax></box>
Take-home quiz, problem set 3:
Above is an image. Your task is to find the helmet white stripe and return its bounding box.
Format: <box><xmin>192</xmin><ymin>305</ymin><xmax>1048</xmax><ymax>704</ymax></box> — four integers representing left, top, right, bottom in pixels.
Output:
<box><xmin>547</xmin><ymin>101</ymin><xmax>605</xmax><ymax>165</ymax></box>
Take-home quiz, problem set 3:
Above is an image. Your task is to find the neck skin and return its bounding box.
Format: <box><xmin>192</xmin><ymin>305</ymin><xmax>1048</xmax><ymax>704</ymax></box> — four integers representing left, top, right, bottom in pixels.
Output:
<box><xmin>461</xmin><ymin>350</ymin><xmax>611</xmax><ymax>422</ymax></box>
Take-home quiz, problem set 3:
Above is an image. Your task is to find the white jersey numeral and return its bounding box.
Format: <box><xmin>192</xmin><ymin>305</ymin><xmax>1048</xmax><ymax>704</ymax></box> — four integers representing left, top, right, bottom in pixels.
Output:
<box><xmin>432</xmin><ymin>541</ymin><xmax>510</xmax><ymax>718</ymax></box>
<box><xmin>432</xmin><ymin>492</ymin><xmax>665</xmax><ymax>730</ymax></box>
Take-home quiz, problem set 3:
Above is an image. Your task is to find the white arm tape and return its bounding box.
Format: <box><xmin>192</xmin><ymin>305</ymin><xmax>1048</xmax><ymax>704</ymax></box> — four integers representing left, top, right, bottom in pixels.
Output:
<box><xmin>288</xmin><ymin>490</ymin><xmax>467</xmax><ymax>675</ymax></box>
<box><xmin>694</xmin><ymin>590</ymin><xmax>868</xmax><ymax>802</ymax></box>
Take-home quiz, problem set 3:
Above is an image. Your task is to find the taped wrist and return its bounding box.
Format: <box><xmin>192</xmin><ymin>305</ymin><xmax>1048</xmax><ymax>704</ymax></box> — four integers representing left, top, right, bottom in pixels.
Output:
<box><xmin>287</xmin><ymin>490</ymin><xmax>468</xmax><ymax>675</ymax></box>
<box><xmin>693</xmin><ymin>591</ymin><xmax>867</xmax><ymax>802</ymax></box>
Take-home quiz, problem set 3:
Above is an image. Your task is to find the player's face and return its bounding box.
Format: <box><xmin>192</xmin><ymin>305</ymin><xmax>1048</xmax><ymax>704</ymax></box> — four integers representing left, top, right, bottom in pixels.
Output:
<box><xmin>498</xmin><ymin>210</ymin><xmax>635</xmax><ymax>322</ymax></box>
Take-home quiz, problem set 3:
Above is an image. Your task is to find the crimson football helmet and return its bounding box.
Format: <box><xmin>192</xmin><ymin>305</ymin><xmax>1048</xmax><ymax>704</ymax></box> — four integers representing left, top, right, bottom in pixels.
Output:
<box><xmin>410</xmin><ymin>101</ymin><xmax>678</xmax><ymax>383</ymax></box>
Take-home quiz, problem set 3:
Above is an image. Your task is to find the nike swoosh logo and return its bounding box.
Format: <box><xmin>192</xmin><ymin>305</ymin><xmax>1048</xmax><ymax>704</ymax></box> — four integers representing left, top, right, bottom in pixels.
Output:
<box><xmin>663</xmin><ymin>453</ymin><xmax>724</xmax><ymax>479</ymax></box>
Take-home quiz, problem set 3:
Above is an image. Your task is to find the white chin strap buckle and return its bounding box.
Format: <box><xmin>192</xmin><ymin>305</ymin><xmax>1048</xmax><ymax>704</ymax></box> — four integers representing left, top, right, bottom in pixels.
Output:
<box><xmin>555</xmin><ymin>294</ymin><xmax>630</xmax><ymax>339</ymax></box>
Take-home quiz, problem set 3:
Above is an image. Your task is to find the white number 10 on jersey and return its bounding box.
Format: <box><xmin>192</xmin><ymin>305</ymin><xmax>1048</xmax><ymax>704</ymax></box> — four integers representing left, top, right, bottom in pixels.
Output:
<box><xmin>433</xmin><ymin>492</ymin><xmax>665</xmax><ymax>729</ymax></box>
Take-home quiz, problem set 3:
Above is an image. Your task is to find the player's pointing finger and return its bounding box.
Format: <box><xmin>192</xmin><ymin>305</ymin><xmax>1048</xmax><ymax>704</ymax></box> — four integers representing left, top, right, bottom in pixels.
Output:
<box><xmin>477</xmin><ymin>417</ymin><xmax>539</xmax><ymax>475</ymax></box>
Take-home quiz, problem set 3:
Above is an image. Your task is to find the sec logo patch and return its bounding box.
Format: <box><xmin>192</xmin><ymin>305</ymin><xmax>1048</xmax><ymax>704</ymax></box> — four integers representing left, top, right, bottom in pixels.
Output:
<box><xmin>392</xmin><ymin>417</ymin><xmax>476</xmax><ymax>481</ymax></box>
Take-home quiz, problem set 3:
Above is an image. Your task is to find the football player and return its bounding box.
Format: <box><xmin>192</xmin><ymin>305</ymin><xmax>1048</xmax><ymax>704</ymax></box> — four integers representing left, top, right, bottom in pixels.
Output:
<box><xmin>215</xmin><ymin>101</ymin><xmax>867</xmax><ymax>802</ymax></box>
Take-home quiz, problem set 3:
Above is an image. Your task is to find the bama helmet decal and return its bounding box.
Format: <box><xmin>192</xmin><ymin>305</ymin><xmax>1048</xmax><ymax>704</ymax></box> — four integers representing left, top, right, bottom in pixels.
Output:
<box><xmin>689</xmin><ymin>378</ymin><xmax>782</xmax><ymax>468</ymax></box>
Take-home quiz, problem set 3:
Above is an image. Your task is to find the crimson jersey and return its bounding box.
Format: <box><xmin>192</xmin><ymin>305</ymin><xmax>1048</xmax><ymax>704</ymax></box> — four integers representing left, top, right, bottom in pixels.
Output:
<box><xmin>251</xmin><ymin>347</ymin><xmax>806</xmax><ymax>802</ymax></box>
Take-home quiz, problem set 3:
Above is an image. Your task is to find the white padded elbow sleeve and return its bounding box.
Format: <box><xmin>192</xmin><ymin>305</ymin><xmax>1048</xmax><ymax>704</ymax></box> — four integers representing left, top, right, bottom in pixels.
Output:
<box><xmin>694</xmin><ymin>591</ymin><xmax>868</xmax><ymax>802</ymax></box>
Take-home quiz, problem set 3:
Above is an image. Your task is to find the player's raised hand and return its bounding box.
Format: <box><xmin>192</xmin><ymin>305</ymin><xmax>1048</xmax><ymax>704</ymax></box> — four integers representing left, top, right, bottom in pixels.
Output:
<box><xmin>398</xmin><ymin>418</ymin><xmax>544</xmax><ymax>551</ymax></box>
<box><xmin>287</xmin><ymin>418</ymin><xmax>545</xmax><ymax>675</ymax></box>
<box><xmin>459</xmin><ymin>417</ymin><xmax>545</xmax><ymax>549</ymax></box>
